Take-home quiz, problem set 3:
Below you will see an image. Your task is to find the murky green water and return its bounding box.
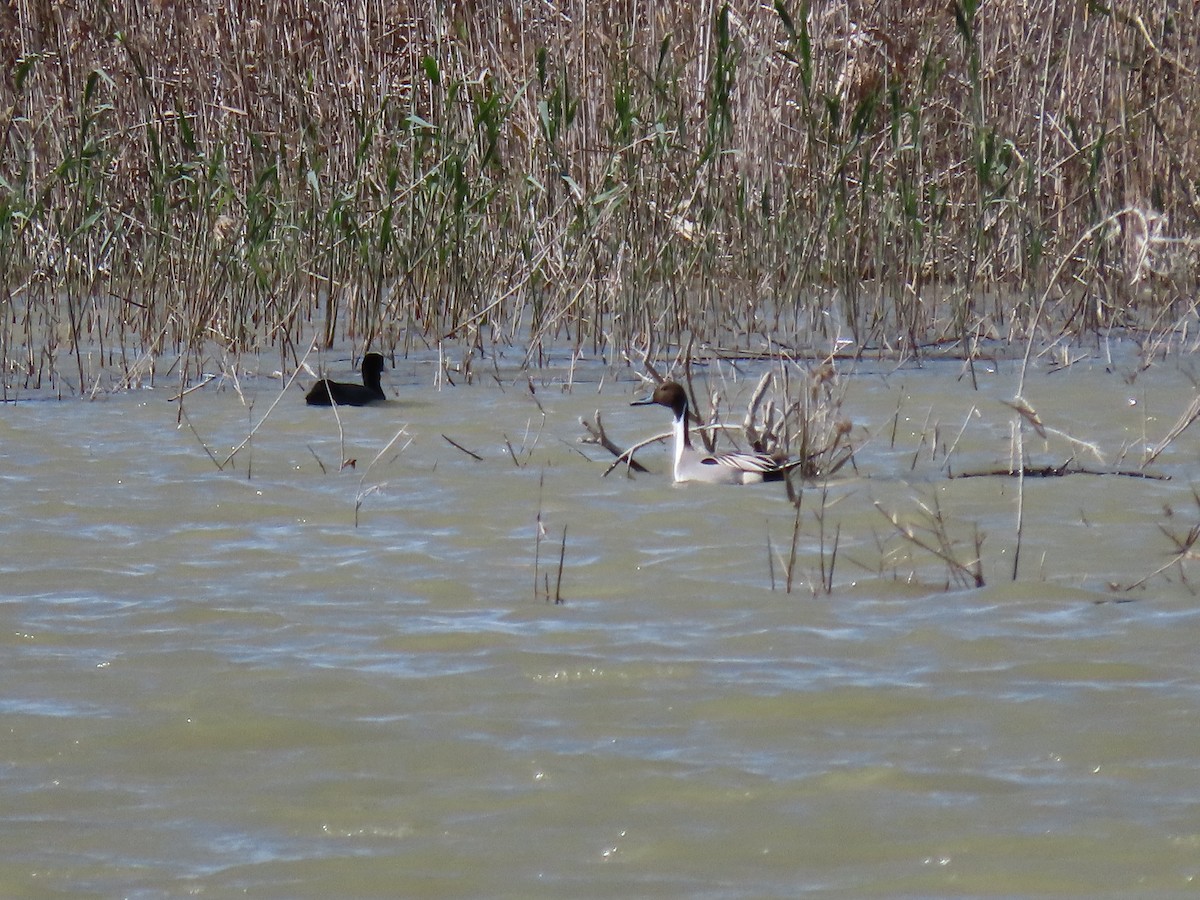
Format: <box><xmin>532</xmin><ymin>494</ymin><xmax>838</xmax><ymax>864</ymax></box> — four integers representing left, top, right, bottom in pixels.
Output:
<box><xmin>2</xmin><ymin>350</ymin><xmax>1199</xmax><ymax>897</ymax></box>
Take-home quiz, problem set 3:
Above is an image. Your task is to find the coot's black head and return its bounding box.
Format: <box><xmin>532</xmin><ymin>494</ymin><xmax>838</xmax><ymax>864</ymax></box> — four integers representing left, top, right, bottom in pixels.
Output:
<box><xmin>362</xmin><ymin>353</ymin><xmax>386</xmax><ymax>389</ymax></box>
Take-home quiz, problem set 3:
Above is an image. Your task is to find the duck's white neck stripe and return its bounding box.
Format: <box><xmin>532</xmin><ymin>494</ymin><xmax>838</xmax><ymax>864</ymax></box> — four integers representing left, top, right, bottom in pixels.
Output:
<box><xmin>672</xmin><ymin>411</ymin><xmax>689</xmax><ymax>480</ymax></box>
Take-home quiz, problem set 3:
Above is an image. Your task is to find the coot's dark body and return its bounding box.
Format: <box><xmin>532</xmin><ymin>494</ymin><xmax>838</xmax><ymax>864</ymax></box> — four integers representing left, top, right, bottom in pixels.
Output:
<box><xmin>305</xmin><ymin>353</ymin><xmax>387</xmax><ymax>406</ymax></box>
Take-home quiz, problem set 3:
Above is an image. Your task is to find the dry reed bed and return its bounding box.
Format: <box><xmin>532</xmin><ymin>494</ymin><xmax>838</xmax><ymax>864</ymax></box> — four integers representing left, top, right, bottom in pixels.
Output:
<box><xmin>1</xmin><ymin>0</ymin><xmax>1197</xmax><ymax>395</ymax></box>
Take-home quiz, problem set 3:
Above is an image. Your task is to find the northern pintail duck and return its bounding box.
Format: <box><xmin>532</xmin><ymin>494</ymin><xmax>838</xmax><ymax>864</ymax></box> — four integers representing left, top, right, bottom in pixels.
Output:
<box><xmin>305</xmin><ymin>353</ymin><xmax>387</xmax><ymax>406</ymax></box>
<box><xmin>632</xmin><ymin>381</ymin><xmax>800</xmax><ymax>484</ymax></box>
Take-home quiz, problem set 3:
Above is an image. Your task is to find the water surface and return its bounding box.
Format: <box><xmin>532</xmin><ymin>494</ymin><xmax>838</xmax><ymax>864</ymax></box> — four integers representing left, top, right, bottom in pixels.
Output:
<box><xmin>2</xmin><ymin>351</ymin><xmax>1199</xmax><ymax>897</ymax></box>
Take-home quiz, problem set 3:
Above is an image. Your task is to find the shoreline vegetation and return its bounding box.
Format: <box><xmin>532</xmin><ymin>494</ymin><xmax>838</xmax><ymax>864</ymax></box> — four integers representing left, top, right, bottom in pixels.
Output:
<box><xmin>1</xmin><ymin>0</ymin><xmax>1198</xmax><ymax>397</ymax></box>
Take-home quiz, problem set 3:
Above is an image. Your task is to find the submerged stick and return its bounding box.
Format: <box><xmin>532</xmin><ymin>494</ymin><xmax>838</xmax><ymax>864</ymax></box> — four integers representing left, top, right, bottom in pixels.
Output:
<box><xmin>442</xmin><ymin>434</ymin><xmax>483</xmax><ymax>461</ymax></box>
<box><xmin>952</xmin><ymin>464</ymin><xmax>1170</xmax><ymax>480</ymax></box>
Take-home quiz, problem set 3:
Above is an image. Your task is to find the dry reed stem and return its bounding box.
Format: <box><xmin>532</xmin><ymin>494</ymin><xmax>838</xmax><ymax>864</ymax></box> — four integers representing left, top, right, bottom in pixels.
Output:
<box><xmin>875</xmin><ymin>495</ymin><xmax>986</xmax><ymax>589</ymax></box>
<box><xmin>354</xmin><ymin>425</ymin><xmax>413</xmax><ymax>526</ymax></box>
<box><xmin>1118</xmin><ymin>490</ymin><xmax>1200</xmax><ymax>593</ymax></box>
<box><xmin>532</xmin><ymin>468</ymin><xmax>566</xmax><ymax>603</ymax></box>
<box><xmin>218</xmin><ymin>342</ymin><xmax>317</xmax><ymax>469</ymax></box>
<box><xmin>1143</xmin><ymin>392</ymin><xmax>1200</xmax><ymax>468</ymax></box>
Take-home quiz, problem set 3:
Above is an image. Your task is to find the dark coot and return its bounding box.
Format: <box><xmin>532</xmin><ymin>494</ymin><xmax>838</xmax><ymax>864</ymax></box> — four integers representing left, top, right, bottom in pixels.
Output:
<box><xmin>305</xmin><ymin>353</ymin><xmax>387</xmax><ymax>406</ymax></box>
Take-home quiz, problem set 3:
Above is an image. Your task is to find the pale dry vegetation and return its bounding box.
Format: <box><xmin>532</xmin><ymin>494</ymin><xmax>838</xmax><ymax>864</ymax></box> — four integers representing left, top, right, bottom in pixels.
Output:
<box><xmin>1</xmin><ymin>0</ymin><xmax>1197</xmax><ymax>395</ymax></box>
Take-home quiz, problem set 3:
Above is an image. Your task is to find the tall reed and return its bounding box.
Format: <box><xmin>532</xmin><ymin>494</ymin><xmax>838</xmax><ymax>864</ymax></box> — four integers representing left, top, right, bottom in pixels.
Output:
<box><xmin>1</xmin><ymin>0</ymin><xmax>1196</xmax><ymax>392</ymax></box>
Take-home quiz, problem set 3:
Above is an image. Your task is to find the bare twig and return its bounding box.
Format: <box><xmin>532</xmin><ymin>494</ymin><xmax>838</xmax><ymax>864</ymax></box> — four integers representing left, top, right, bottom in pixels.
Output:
<box><xmin>602</xmin><ymin>432</ymin><xmax>671</xmax><ymax>477</ymax></box>
<box><xmin>579</xmin><ymin>411</ymin><xmax>649</xmax><ymax>472</ymax></box>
